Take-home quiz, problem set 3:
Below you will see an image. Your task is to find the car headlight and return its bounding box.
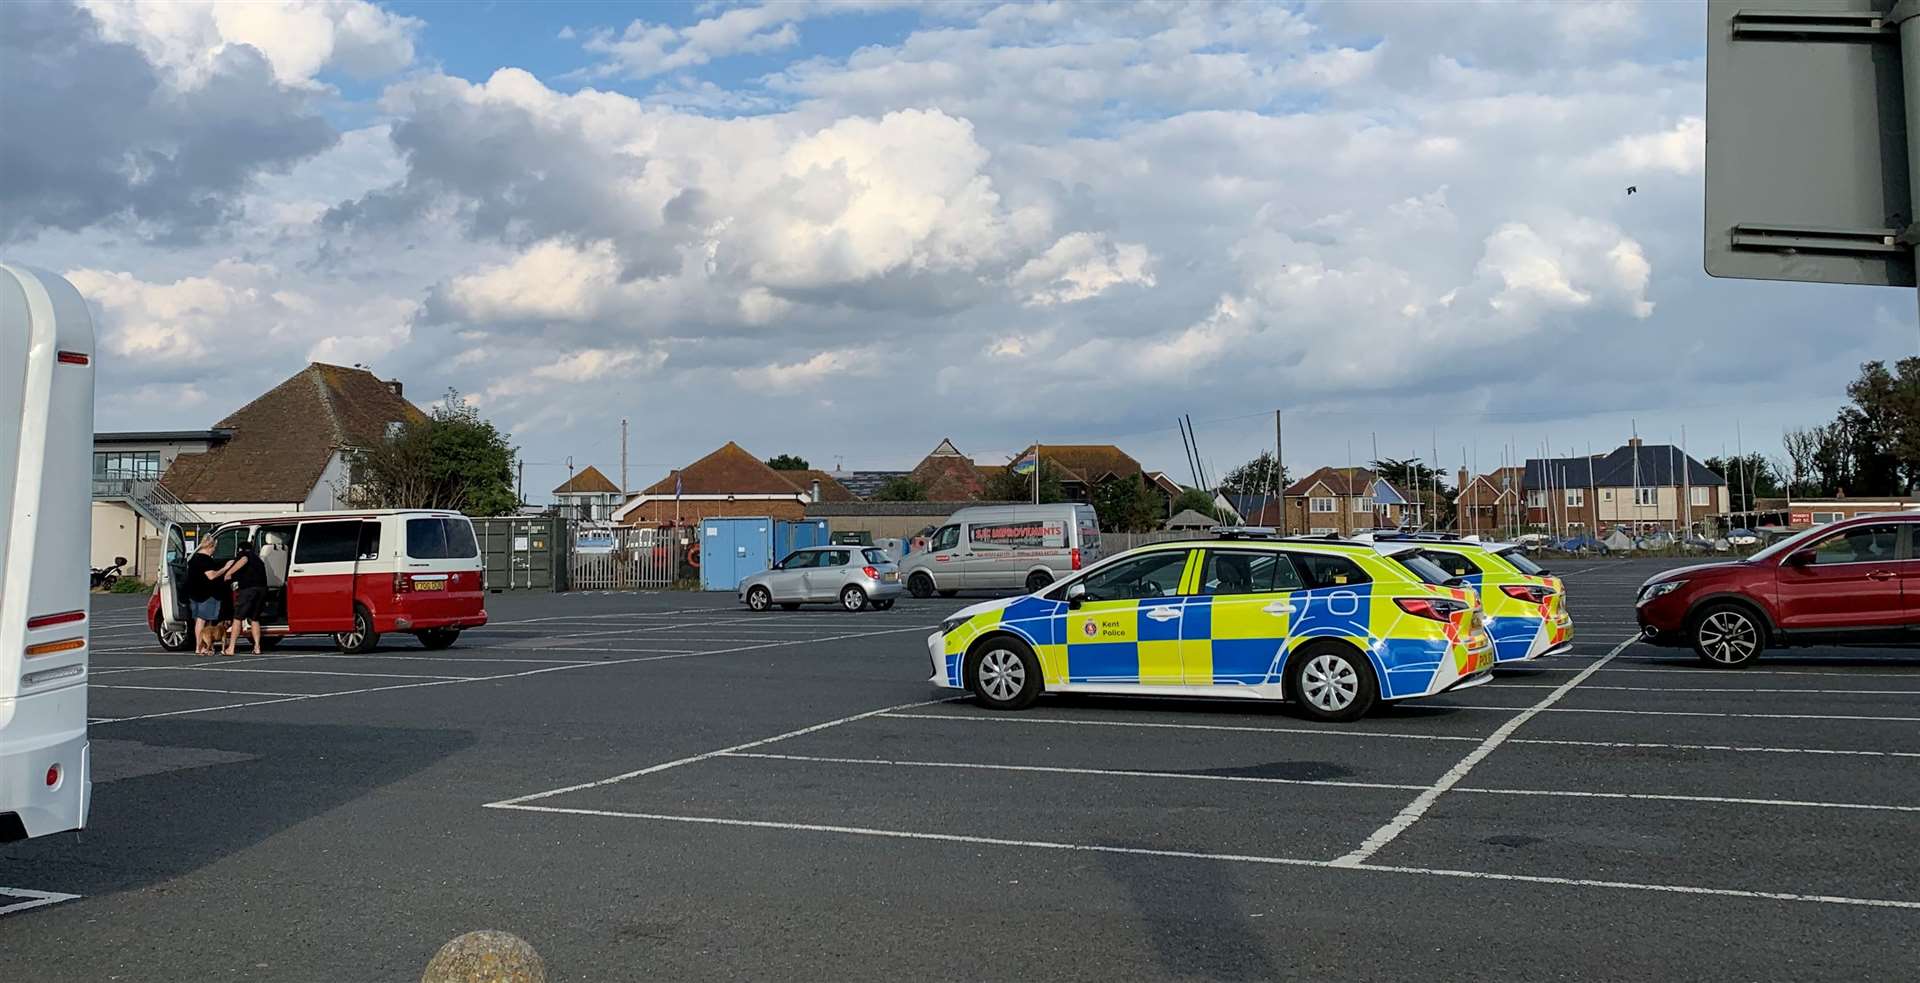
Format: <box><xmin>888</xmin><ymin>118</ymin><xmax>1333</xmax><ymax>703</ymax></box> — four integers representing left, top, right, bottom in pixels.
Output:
<box><xmin>940</xmin><ymin>616</ymin><xmax>971</xmax><ymax>635</ymax></box>
<box><xmin>1638</xmin><ymin>580</ymin><xmax>1686</xmax><ymax>603</ymax></box>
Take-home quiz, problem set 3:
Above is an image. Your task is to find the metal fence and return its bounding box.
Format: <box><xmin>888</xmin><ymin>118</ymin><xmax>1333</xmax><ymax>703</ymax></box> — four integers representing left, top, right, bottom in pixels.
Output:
<box><xmin>569</xmin><ymin>526</ymin><xmax>685</xmax><ymax>591</ymax></box>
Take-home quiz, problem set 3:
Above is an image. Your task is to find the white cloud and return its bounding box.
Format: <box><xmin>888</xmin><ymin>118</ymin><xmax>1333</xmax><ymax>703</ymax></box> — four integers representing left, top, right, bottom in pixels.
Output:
<box><xmin>444</xmin><ymin>239</ymin><xmax>627</xmax><ymax>324</ymax></box>
<box><xmin>1590</xmin><ymin>116</ymin><xmax>1705</xmax><ymax>176</ymax></box>
<box><xmin>1012</xmin><ymin>233</ymin><xmax>1155</xmax><ymax>306</ymax></box>
<box><xmin>575</xmin><ymin>3</ymin><xmax>824</xmax><ymax>80</ymax></box>
<box><xmin>79</xmin><ymin>0</ymin><xmax>419</xmax><ymax>88</ymax></box>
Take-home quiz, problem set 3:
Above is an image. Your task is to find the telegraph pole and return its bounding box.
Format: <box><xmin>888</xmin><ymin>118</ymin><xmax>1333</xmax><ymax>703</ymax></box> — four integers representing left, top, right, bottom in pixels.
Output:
<box><xmin>620</xmin><ymin>418</ymin><xmax>629</xmax><ymax>497</ymax></box>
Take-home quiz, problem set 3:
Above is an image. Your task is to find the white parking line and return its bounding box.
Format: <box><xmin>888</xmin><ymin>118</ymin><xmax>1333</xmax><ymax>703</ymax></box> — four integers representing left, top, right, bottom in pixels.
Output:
<box><xmin>1489</xmin><ymin>684</ymin><xmax>1920</xmax><ymax>696</ymax></box>
<box><xmin>91</xmin><ymin>624</ymin><xmax>940</xmax><ymax>726</ymax></box>
<box><xmin>718</xmin><ymin>751</ymin><xmax>1427</xmax><ymax>792</ymax></box>
<box><xmin>1332</xmin><ymin>633</ymin><xmax>1634</xmax><ymax>867</ymax></box>
<box><xmin>0</xmin><ymin>888</ymin><xmax>82</xmax><ymax>916</ymax></box>
<box><xmin>485</xmin><ymin>803</ymin><xmax>1920</xmax><ymax>912</ymax></box>
<box><xmin>1514</xmin><ymin>737</ymin><xmax>1920</xmax><ymax>758</ymax></box>
<box><xmin>1454</xmin><ymin>786</ymin><xmax>1920</xmax><ymax>813</ymax></box>
<box><xmin>1441</xmin><ymin>705</ymin><xmax>1920</xmax><ymax>722</ymax></box>
<box><xmin>92</xmin><ymin>684</ymin><xmax>311</xmax><ymax>697</ymax></box>
<box><xmin>877</xmin><ymin>711</ymin><xmax>1484</xmax><ymax>743</ymax></box>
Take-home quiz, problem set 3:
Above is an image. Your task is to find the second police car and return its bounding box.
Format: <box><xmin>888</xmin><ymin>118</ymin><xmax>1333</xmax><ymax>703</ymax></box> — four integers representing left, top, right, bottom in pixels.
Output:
<box><xmin>928</xmin><ymin>538</ymin><xmax>1496</xmax><ymax>722</ymax></box>
<box><xmin>1358</xmin><ymin>533</ymin><xmax>1573</xmax><ymax>664</ymax></box>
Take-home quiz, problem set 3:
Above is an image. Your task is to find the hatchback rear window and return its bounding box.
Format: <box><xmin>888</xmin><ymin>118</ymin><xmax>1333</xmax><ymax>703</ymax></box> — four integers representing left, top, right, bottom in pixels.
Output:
<box><xmin>1395</xmin><ymin>553</ymin><xmax>1456</xmax><ymax>586</ymax></box>
<box><xmin>862</xmin><ymin>549</ymin><xmax>889</xmax><ymax>565</ymax></box>
<box><xmin>1498</xmin><ymin>548</ymin><xmax>1546</xmax><ymax>576</ymax></box>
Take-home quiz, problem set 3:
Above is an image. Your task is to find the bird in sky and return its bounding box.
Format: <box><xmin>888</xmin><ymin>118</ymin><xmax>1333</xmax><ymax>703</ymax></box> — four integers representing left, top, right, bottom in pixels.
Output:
<box><xmin>1626</xmin><ymin>186</ymin><xmax>1638</xmax><ymax>195</ymax></box>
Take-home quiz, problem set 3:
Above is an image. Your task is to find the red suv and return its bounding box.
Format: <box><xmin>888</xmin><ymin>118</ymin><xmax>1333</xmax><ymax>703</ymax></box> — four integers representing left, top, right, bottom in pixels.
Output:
<box><xmin>1637</xmin><ymin>514</ymin><xmax>1917</xmax><ymax>667</ymax></box>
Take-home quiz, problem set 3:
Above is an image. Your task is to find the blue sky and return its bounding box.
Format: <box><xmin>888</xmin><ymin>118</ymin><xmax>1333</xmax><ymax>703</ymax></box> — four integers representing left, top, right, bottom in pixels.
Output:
<box><xmin>5</xmin><ymin>1</ymin><xmax>1911</xmax><ymax>499</ymax></box>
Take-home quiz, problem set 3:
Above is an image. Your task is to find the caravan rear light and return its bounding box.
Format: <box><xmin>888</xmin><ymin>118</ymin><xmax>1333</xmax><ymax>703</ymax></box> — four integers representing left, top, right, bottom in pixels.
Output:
<box><xmin>27</xmin><ymin>610</ymin><xmax>85</xmax><ymax>630</ymax></box>
<box><xmin>393</xmin><ymin>573</ymin><xmax>412</xmax><ymax>593</ymax></box>
<box><xmin>1071</xmin><ymin>548</ymin><xmax>1082</xmax><ymax>570</ymax></box>
<box><xmin>25</xmin><ymin>637</ymin><xmax>85</xmax><ymax>658</ymax></box>
<box><xmin>56</xmin><ymin>351</ymin><xmax>89</xmax><ymax>365</ymax></box>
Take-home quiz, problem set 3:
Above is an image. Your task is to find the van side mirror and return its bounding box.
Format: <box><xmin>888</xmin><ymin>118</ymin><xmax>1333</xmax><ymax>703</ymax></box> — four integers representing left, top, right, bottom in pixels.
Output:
<box><xmin>1786</xmin><ymin>549</ymin><xmax>1817</xmax><ymax>567</ymax></box>
<box><xmin>1066</xmin><ymin>582</ymin><xmax>1086</xmax><ymax>609</ymax></box>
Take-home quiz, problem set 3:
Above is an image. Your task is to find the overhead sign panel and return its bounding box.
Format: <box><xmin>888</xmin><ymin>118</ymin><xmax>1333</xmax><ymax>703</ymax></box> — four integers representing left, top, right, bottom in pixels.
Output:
<box><xmin>1704</xmin><ymin>0</ymin><xmax>1916</xmax><ymax>287</ymax></box>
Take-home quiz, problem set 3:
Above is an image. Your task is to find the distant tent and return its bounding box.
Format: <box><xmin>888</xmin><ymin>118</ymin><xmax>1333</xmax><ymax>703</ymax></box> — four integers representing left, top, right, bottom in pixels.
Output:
<box><xmin>1603</xmin><ymin>527</ymin><xmax>1637</xmax><ymax>551</ymax></box>
<box><xmin>1640</xmin><ymin>529</ymin><xmax>1675</xmax><ymax>550</ymax></box>
<box><xmin>1560</xmin><ymin>533</ymin><xmax>1602</xmax><ymax>553</ymax></box>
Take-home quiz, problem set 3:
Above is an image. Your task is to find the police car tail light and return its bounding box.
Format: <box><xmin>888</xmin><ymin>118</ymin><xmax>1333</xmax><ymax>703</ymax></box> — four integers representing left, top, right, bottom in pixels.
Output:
<box><xmin>1071</xmin><ymin>548</ymin><xmax>1082</xmax><ymax>570</ymax></box>
<box><xmin>1499</xmin><ymin>584</ymin><xmax>1555</xmax><ymax>603</ymax></box>
<box><xmin>1396</xmin><ymin>597</ymin><xmax>1466</xmax><ymax>621</ymax></box>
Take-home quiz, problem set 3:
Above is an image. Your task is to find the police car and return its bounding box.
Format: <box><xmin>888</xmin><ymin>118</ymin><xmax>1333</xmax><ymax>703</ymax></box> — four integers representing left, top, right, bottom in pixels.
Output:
<box><xmin>928</xmin><ymin>538</ymin><xmax>1496</xmax><ymax>722</ymax></box>
<box><xmin>1356</xmin><ymin>533</ymin><xmax>1573</xmax><ymax>664</ymax></box>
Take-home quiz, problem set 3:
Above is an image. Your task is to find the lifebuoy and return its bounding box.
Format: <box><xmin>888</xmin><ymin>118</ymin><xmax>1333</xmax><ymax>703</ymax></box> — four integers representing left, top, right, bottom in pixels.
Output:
<box><xmin>686</xmin><ymin>545</ymin><xmax>701</xmax><ymax>568</ymax></box>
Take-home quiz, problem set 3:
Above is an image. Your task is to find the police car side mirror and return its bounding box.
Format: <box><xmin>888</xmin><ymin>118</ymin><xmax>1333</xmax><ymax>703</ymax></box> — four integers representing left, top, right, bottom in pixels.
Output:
<box><xmin>1066</xmin><ymin>582</ymin><xmax>1086</xmax><ymax>609</ymax></box>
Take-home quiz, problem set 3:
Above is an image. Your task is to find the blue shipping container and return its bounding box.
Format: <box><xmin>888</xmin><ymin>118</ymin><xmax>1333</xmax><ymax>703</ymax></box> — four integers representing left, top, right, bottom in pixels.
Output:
<box><xmin>698</xmin><ymin>516</ymin><xmax>774</xmax><ymax>591</ymax></box>
<box><xmin>773</xmin><ymin>519</ymin><xmax>829</xmax><ymax>557</ymax></box>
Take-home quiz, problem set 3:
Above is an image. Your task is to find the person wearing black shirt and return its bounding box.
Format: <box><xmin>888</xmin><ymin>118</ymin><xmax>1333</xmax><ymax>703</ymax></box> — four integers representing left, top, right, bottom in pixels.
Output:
<box><xmin>185</xmin><ymin>538</ymin><xmax>226</xmax><ymax>655</ymax></box>
<box><xmin>223</xmin><ymin>539</ymin><xmax>269</xmax><ymax>656</ymax></box>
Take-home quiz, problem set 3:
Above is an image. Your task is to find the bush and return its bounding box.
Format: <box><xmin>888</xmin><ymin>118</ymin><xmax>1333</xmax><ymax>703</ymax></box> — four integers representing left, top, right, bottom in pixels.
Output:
<box><xmin>108</xmin><ymin>577</ymin><xmax>150</xmax><ymax>594</ymax></box>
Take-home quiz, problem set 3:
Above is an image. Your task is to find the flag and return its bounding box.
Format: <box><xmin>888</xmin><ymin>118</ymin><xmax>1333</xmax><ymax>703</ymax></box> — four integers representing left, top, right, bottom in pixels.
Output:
<box><xmin>1011</xmin><ymin>454</ymin><xmax>1037</xmax><ymax>476</ymax></box>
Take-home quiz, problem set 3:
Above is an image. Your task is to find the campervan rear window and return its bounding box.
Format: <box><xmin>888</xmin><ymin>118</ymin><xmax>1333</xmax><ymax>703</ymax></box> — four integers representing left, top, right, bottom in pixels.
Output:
<box><xmin>407</xmin><ymin>517</ymin><xmax>479</xmax><ymax>559</ymax></box>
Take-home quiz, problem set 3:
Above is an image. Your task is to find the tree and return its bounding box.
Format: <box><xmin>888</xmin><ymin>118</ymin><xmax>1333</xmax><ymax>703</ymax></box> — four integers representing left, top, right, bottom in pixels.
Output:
<box><xmin>1171</xmin><ymin>487</ymin><xmax>1224</xmax><ymax>520</ymax></box>
<box><xmin>346</xmin><ymin>389</ymin><xmax>517</xmax><ymax>515</ymax></box>
<box><xmin>1371</xmin><ymin>457</ymin><xmax>1453</xmax><ymax>530</ymax></box>
<box><xmin>984</xmin><ymin>461</ymin><xmax>1066</xmax><ymax>503</ymax></box>
<box><xmin>1704</xmin><ymin>453</ymin><xmax>1784</xmax><ymax>513</ymax></box>
<box><xmin>1092</xmin><ymin>475</ymin><xmax>1161</xmax><ymax>532</ymax></box>
<box><xmin>871</xmin><ymin>476</ymin><xmax>926</xmax><ymax>502</ymax></box>
<box><xmin>1220</xmin><ymin>451</ymin><xmax>1288</xmax><ymax>497</ymax></box>
<box><xmin>765</xmin><ymin>454</ymin><xmax>810</xmax><ymax>471</ymax></box>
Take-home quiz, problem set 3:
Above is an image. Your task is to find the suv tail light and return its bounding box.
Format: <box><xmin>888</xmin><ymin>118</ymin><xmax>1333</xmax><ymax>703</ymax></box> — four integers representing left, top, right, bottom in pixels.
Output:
<box><xmin>393</xmin><ymin>573</ymin><xmax>412</xmax><ymax>593</ymax></box>
<box><xmin>1071</xmin><ymin>548</ymin><xmax>1082</xmax><ymax>570</ymax></box>
<box><xmin>1500</xmin><ymin>584</ymin><xmax>1556</xmax><ymax>603</ymax></box>
<box><xmin>862</xmin><ymin>566</ymin><xmax>879</xmax><ymax>579</ymax></box>
<box><xmin>1396</xmin><ymin>596</ymin><xmax>1467</xmax><ymax>621</ymax></box>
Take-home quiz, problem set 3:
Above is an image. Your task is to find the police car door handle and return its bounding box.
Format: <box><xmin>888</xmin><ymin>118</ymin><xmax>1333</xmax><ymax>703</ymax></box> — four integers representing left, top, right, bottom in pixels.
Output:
<box><xmin>1261</xmin><ymin>601</ymin><xmax>1291</xmax><ymax>616</ymax></box>
<box><xmin>1146</xmin><ymin>608</ymin><xmax>1181</xmax><ymax>622</ymax></box>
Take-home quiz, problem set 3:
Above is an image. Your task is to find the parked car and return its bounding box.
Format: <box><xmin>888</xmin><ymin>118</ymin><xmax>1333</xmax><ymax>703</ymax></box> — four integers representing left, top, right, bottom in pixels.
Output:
<box><xmin>1367</xmin><ymin>536</ymin><xmax>1573</xmax><ymax>664</ymax></box>
<box><xmin>1636</xmin><ymin>514</ymin><xmax>1915</xmax><ymax>667</ymax></box>
<box><xmin>898</xmin><ymin>503</ymin><xmax>1101</xmax><ymax>598</ymax></box>
<box><xmin>740</xmin><ymin>546</ymin><xmax>902</xmax><ymax>612</ymax></box>
<box><xmin>149</xmin><ymin>510</ymin><xmax>488</xmax><ymax>653</ymax></box>
<box><xmin>927</xmin><ymin>537</ymin><xmax>1495</xmax><ymax>721</ymax></box>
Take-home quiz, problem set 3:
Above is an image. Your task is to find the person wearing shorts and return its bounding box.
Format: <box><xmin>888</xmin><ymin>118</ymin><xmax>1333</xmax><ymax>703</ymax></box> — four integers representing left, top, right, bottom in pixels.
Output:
<box><xmin>185</xmin><ymin>537</ymin><xmax>226</xmax><ymax>655</ymax></box>
<box><xmin>223</xmin><ymin>539</ymin><xmax>269</xmax><ymax>656</ymax></box>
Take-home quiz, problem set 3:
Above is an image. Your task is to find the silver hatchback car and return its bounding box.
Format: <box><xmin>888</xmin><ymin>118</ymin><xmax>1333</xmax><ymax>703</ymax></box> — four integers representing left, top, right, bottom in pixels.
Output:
<box><xmin>739</xmin><ymin>546</ymin><xmax>904</xmax><ymax>612</ymax></box>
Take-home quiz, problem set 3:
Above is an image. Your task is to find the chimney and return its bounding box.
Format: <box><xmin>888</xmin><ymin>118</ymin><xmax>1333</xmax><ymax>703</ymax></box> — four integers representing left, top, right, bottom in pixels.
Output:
<box><xmin>385</xmin><ymin>380</ymin><xmax>403</xmax><ymax>397</ymax></box>
<box><xmin>1457</xmin><ymin>467</ymin><xmax>1469</xmax><ymax>494</ymax></box>
<box><xmin>809</xmin><ymin>479</ymin><xmax>821</xmax><ymax>503</ymax></box>
<box><xmin>1627</xmin><ymin>436</ymin><xmax>1642</xmax><ymax>447</ymax></box>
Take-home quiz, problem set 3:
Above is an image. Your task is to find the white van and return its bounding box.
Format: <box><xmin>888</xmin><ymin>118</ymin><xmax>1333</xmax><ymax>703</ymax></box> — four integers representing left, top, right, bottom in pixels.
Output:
<box><xmin>2</xmin><ymin>264</ymin><xmax>94</xmax><ymax>841</ymax></box>
<box><xmin>900</xmin><ymin>503</ymin><xmax>1101</xmax><ymax>597</ymax></box>
<box><xmin>150</xmin><ymin>510</ymin><xmax>488</xmax><ymax>654</ymax></box>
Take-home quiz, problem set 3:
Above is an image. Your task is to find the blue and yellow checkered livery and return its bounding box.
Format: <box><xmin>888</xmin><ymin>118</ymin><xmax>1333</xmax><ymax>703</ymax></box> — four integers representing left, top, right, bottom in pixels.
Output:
<box><xmin>1409</xmin><ymin>542</ymin><xmax>1573</xmax><ymax>663</ymax></box>
<box><xmin>931</xmin><ymin>542</ymin><xmax>1495</xmax><ymax>703</ymax></box>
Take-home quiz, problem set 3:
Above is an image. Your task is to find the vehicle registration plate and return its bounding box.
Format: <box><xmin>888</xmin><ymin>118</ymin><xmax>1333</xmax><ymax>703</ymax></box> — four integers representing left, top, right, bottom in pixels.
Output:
<box><xmin>416</xmin><ymin>579</ymin><xmax>446</xmax><ymax>591</ymax></box>
<box><xmin>883</xmin><ymin>572</ymin><xmax>898</xmax><ymax>582</ymax></box>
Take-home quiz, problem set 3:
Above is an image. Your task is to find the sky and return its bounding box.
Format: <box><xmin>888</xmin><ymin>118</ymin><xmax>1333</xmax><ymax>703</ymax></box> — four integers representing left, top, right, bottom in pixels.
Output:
<box><xmin>6</xmin><ymin>0</ymin><xmax>1915</xmax><ymax>501</ymax></box>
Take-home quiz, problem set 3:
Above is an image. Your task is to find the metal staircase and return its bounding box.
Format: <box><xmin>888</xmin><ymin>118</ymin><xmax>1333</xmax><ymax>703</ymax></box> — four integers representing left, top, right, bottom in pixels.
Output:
<box><xmin>92</xmin><ymin>475</ymin><xmax>206</xmax><ymax>530</ymax></box>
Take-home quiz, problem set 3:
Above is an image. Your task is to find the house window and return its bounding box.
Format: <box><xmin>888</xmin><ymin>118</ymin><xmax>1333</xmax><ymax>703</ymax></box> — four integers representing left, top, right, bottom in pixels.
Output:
<box><xmin>1564</xmin><ymin>489</ymin><xmax>1584</xmax><ymax>507</ymax></box>
<box><xmin>1310</xmin><ymin>497</ymin><xmax>1336</xmax><ymax>513</ymax></box>
<box><xmin>1309</xmin><ymin>527</ymin><xmax>1337</xmax><ymax>536</ymax></box>
<box><xmin>1526</xmin><ymin>490</ymin><xmax>1544</xmax><ymax>508</ymax></box>
<box><xmin>1635</xmin><ymin>487</ymin><xmax>1657</xmax><ymax>506</ymax></box>
<box><xmin>1352</xmin><ymin>496</ymin><xmax>1373</xmax><ymax>513</ymax></box>
<box><xmin>1691</xmin><ymin>487</ymin><xmax>1711</xmax><ymax>507</ymax></box>
<box><xmin>1602</xmin><ymin>490</ymin><xmax>1613</xmax><ymax>502</ymax></box>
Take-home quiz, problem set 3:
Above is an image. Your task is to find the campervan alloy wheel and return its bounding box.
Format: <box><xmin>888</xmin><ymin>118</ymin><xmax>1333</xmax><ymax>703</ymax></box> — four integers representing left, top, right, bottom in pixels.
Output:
<box><xmin>334</xmin><ymin>606</ymin><xmax>380</xmax><ymax>654</ymax></box>
<box><xmin>155</xmin><ymin>617</ymin><xmax>191</xmax><ymax>652</ymax></box>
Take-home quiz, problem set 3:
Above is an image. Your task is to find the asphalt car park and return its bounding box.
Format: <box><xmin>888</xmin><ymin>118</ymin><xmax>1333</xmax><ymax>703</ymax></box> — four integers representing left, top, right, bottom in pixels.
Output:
<box><xmin>3</xmin><ymin>558</ymin><xmax>1918</xmax><ymax>981</ymax></box>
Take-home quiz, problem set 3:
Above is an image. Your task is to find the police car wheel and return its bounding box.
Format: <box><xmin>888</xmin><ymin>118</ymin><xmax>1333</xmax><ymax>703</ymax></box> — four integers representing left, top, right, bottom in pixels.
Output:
<box><xmin>908</xmin><ymin>573</ymin><xmax>935</xmax><ymax>599</ymax></box>
<box><xmin>1287</xmin><ymin>642</ymin><xmax>1377</xmax><ymax>722</ymax></box>
<box><xmin>969</xmin><ymin>637</ymin><xmax>1041</xmax><ymax>711</ymax></box>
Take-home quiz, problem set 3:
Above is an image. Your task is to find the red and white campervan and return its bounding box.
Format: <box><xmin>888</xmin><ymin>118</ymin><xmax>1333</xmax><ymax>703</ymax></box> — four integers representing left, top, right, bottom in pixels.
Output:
<box><xmin>148</xmin><ymin>510</ymin><xmax>488</xmax><ymax>653</ymax></box>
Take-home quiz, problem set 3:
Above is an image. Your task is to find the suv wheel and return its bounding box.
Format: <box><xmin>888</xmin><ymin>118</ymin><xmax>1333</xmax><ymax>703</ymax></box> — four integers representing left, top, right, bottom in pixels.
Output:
<box><xmin>1692</xmin><ymin>604</ymin><xmax>1765</xmax><ymax>668</ymax></box>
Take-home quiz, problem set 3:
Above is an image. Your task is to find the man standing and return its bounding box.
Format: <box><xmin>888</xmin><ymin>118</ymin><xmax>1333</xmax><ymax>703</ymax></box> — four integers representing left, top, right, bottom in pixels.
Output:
<box><xmin>223</xmin><ymin>539</ymin><xmax>269</xmax><ymax>656</ymax></box>
<box><xmin>185</xmin><ymin>537</ymin><xmax>224</xmax><ymax>656</ymax></box>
